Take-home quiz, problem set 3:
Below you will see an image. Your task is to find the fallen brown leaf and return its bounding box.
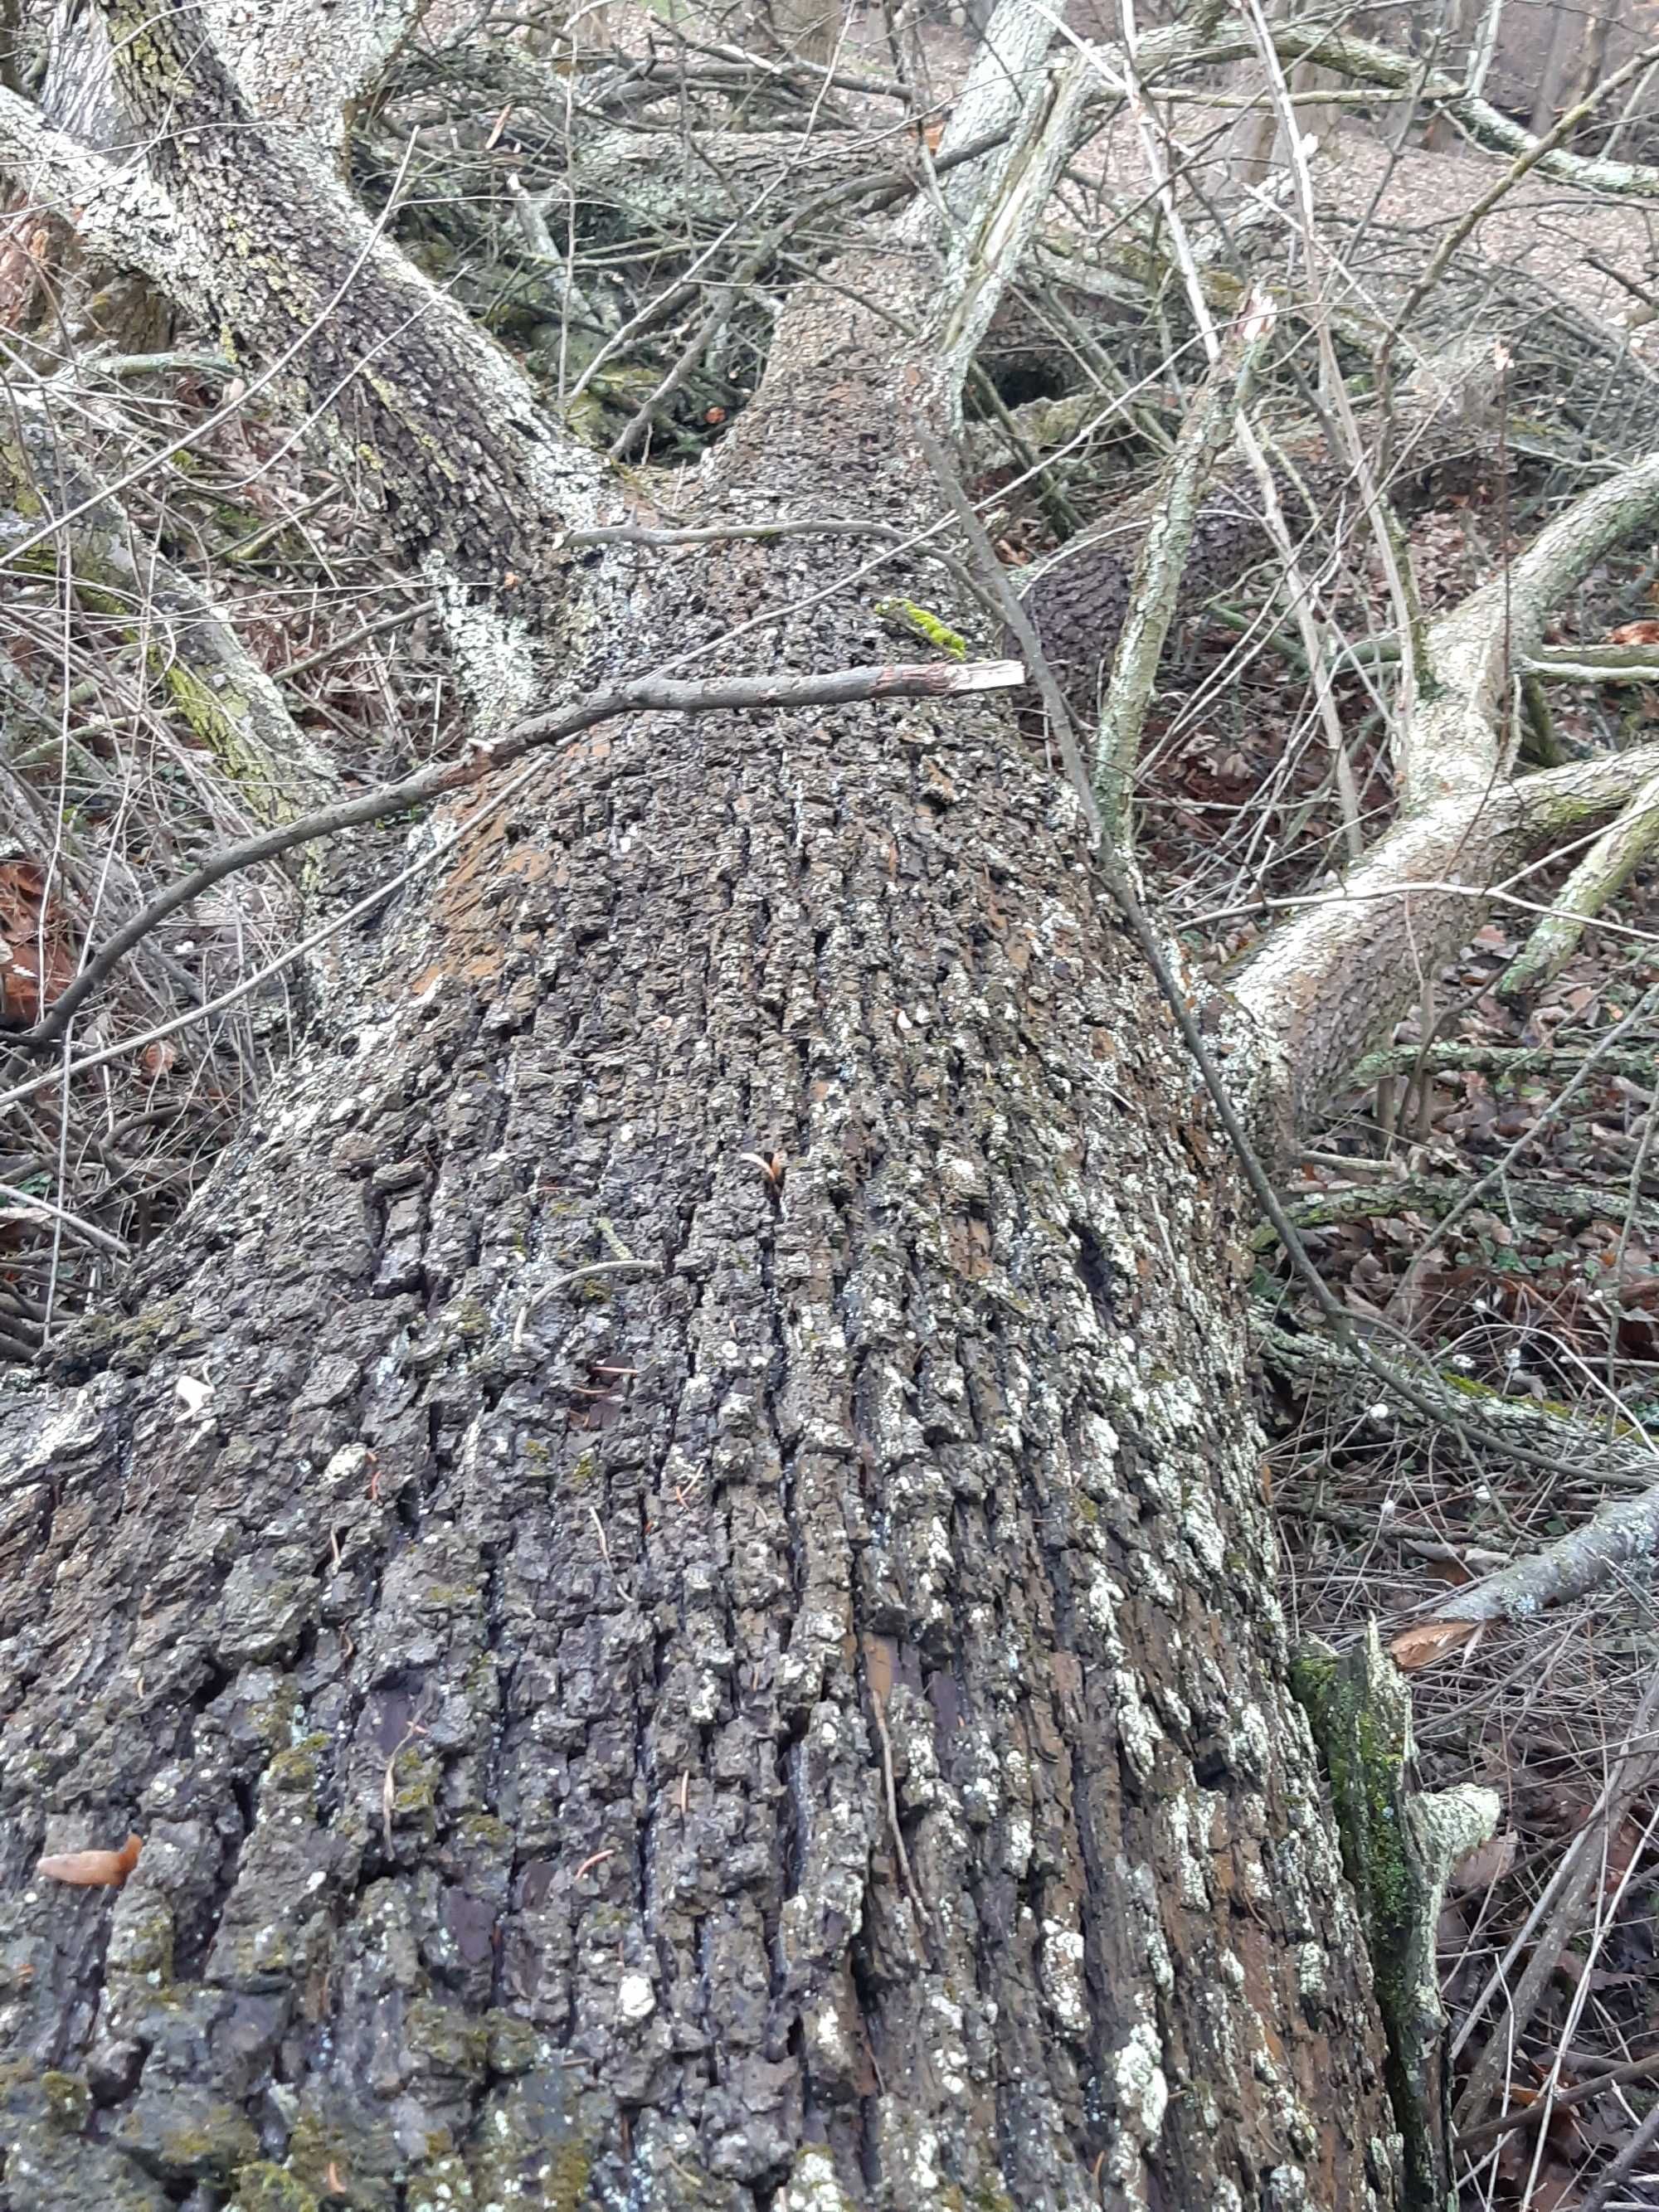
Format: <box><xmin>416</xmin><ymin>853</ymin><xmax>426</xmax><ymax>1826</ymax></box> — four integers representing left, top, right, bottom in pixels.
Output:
<box><xmin>36</xmin><ymin>1833</ymin><xmax>142</xmax><ymax>1889</ymax></box>
<box><xmin>1389</xmin><ymin>1617</ymin><xmax>1481</xmax><ymax>1671</ymax></box>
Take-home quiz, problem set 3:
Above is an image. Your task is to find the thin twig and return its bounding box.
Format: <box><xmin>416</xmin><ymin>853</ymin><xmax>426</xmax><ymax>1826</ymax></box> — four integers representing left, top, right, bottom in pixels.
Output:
<box><xmin>913</xmin><ymin>423</ymin><xmax>1101</xmax><ymax>839</ymax></box>
<box><xmin>868</xmin><ymin>1689</ymin><xmax>931</xmax><ymax>1930</ymax></box>
<box><xmin>0</xmin><ymin>1179</ymin><xmax>129</xmax><ymax>1260</ymax></box>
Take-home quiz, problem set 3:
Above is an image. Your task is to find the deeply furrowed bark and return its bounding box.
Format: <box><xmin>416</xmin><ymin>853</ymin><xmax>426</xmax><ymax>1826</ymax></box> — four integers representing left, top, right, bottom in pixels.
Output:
<box><xmin>0</xmin><ymin>532</ymin><xmax>1396</xmax><ymax>2212</ymax></box>
<box><xmin>0</xmin><ymin>6</ymin><xmax>1405</xmax><ymax>2207</ymax></box>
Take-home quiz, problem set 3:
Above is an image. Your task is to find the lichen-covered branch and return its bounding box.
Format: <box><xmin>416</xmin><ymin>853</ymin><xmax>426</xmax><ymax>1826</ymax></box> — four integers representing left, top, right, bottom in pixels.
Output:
<box><xmin>1234</xmin><ymin>449</ymin><xmax>1659</xmax><ymax>1132</ymax></box>
<box><xmin>1350</xmin><ymin>1038</ymin><xmax>1657</xmax><ymax>1087</ymax></box>
<box><xmin>1269</xmin><ymin>18</ymin><xmax>1659</xmax><ymax>201</ymax></box>
<box><xmin>1260</xmin><ymin>1317</ymin><xmax>1654</xmax><ymax>1473</ymax></box>
<box><xmin>1436</xmin><ymin>1471</ymin><xmax>1659</xmax><ymax>1626</ymax></box>
<box><xmin>1234</xmin><ymin>746</ymin><xmax>1659</xmax><ymax>1135</ymax></box>
<box><xmin>1498</xmin><ymin>765</ymin><xmax>1659</xmax><ymax>998</ymax></box>
<box><xmin>0</xmin><ymin>80</ymin><xmax>180</xmax><ymax>280</ymax></box>
<box><xmin>1403</xmin><ymin>451</ymin><xmax>1659</xmax><ymax>807</ymax></box>
<box><xmin>46</xmin><ymin>0</ymin><xmax>615</xmax><ymax>718</ymax></box>
<box><xmin>1530</xmin><ymin>643</ymin><xmax>1659</xmax><ymax>683</ymax></box>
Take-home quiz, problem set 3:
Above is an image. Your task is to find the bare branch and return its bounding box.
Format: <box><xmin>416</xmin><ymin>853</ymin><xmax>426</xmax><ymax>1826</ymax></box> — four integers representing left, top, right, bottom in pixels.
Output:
<box><xmin>1381</xmin><ymin>40</ymin><xmax>1659</xmax><ymax>367</ymax></box>
<box><xmin>1438</xmin><ymin>1471</ymin><xmax>1659</xmax><ymax>1627</ymax></box>
<box><xmin>1271</xmin><ymin>18</ymin><xmax>1659</xmax><ymax>201</ymax></box>
<box><xmin>1237</xmin><ymin>444</ymin><xmax>1659</xmax><ymax>1129</ymax></box>
<box><xmin>1499</xmin><ymin>766</ymin><xmax>1659</xmax><ymax>997</ymax></box>
<box><xmin>1093</xmin><ymin>293</ymin><xmax>1274</xmax><ymax>844</ymax></box>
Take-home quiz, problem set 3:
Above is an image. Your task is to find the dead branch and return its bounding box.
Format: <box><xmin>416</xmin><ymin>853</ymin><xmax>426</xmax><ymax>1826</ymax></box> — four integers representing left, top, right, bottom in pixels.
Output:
<box><xmin>1452</xmin><ymin>1671</ymin><xmax>1659</xmax><ymax>2132</ymax></box>
<box><xmin>1436</xmin><ymin>1475</ymin><xmax>1659</xmax><ymax>1629</ymax></box>
<box><xmin>1094</xmin><ymin>293</ymin><xmax>1275</xmax><ymax>843</ymax></box>
<box><xmin>1500</xmin><ymin>767</ymin><xmax>1659</xmax><ymax>997</ymax></box>
<box><xmin>1269</xmin><ymin>19</ymin><xmax>1659</xmax><ymax>202</ymax></box>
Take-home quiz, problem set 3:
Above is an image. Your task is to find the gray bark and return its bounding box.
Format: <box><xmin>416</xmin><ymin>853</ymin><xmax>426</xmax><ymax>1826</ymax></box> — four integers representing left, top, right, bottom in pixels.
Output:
<box><xmin>0</xmin><ymin>5</ymin><xmax>1404</xmax><ymax>2207</ymax></box>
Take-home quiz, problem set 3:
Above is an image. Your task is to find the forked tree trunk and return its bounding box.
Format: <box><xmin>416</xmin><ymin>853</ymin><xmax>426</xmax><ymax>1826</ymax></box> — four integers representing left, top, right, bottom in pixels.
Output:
<box><xmin>0</xmin><ymin>7</ymin><xmax>1399</xmax><ymax>2208</ymax></box>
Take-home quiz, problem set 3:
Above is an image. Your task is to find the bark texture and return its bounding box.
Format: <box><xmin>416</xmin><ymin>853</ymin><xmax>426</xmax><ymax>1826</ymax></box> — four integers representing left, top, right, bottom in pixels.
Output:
<box><xmin>0</xmin><ymin>276</ymin><xmax>1398</xmax><ymax>2212</ymax></box>
<box><xmin>0</xmin><ymin>7</ymin><xmax>1404</xmax><ymax>2207</ymax></box>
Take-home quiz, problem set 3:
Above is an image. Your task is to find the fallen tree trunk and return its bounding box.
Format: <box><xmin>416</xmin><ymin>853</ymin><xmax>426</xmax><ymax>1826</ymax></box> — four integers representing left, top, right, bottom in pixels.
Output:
<box><xmin>16</xmin><ymin>2</ymin><xmax>1642</xmax><ymax>2205</ymax></box>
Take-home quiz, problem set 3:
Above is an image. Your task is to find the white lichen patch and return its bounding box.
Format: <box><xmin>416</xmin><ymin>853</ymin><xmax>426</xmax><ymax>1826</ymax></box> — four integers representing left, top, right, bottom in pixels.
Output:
<box><xmin>1227</xmin><ymin>1700</ymin><xmax>1273</xmax><ymax>1786</ymax></box>
<box><xmin>878</xmin><ymin>2106</ymin><xmax>943</xmax><ymax>2204</ymax></box>
<box><xmin>1147</xmin><ymin>1371</ymin><xmax>1206</xmax><ymax>1434</ymax></box>
<box><xmin>1003</xmin><ymin>1811</ymin><xmax>1034</xmax><ymax>1879</ymax></box>
<box><xmin>1039</xmin><ymin>1919</ymin><xmax>1088</xmax><ymax>2038</ymax></box>
<box><xmin>616</xmin><ymin>1972</ymin><xmax>656</xmax><ymax>2024</ymax></box>
<box><xmin>1296</xmin><ymin>1942</ymin><xmax>1326</xmax><ymax>2003</ymax></box>
<box><xmin>1077</xmin><ymin>1409</ymin><xmax>1121</xmax><ymax>1471</ymax></box>
<box><xmin>926</xmin><ymin>1991</ymin><xmax>972</xmax><ymax>2100</ymax></box>
<box><xmin>1122</xmin><ymin>1548</ymin><xmax>1178</xmax><ymax>1610</ymax></box>
<box><xmin>1178</xmin><ymin>1480</ymin><xmax>1228</xmax><ymax>1575</ymax></box>
<box><xmin>1107</xmin><ymin>1669</ymin><xmax>1164</xmax><ymax>1782</ymax></box>
<box><xmin>784</xmin><ymin>2147</ymin><xmax>859</xmax><ymax>2211</ymax></box>
<box><xmin>1158</xmin><ymin>1791</ymin><xmax>1214</xmax><ymax>1912</ymax></box>
<box><xmin>1110</xmin><ymin>2021</ymin><xmax>1170</xmax><ymax>2144</ymax></box>
<box><xmin>12</xmin><ymin>1385</ymin><xmax>104</xmax><ymax>1479</ymax></box>
<box><xmin>1076</xmin><ymin>1561</ymin><xmax>1126</xmax><ymax>1655</ymax></box>
<box><xmin>1116</xmin><ymin>1858</ymin><xmax>1175</xmax><ymax>1997</ymax></box>
<box><xmin>1264</xmin><ymin>2164</ymin><xmax>1311</xmax><ymax>2210</ymax></box>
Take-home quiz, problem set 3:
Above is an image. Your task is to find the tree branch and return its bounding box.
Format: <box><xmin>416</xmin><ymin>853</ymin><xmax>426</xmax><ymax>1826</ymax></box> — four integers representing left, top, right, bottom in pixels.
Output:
<box><xmin>0</xmin><ymin>80</ymin><xmax>180</xmax><ymax>279</ymax></box>
<box><xmin>1093</xmin><ymin>294</ymin><xmax>1274</xmax><ymax>843</ymax></box>
<box><xmin>1500</xmin><ymin>766</ymin><xmax>1659</xmax><ymax>997</ymax></box>
<box><xmin>1271</xmin><ymin>18</ymin><xmax>1659</xmax><ymax>200</ymax></box>
<box><xmin>202</xmin><ymin>0</ymin><xmax>433</xmax><ymax>155</ymax></box>
<box><xmin>1408</xmin><ymin>452</ymin><xmax>1659</xmax><ymax>806</ymax></box>
<box><xmin>1236</xmin><ymin>441</ymin><xmax>1659</xmax><ymax>1130</ymax></box>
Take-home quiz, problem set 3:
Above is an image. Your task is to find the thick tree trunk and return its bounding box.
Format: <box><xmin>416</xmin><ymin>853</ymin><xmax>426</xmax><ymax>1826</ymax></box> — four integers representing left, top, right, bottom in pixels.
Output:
<box><xmin>0</xmin><ymin>562</ymin><xmax>1394</xmax><ymax>2212</ymax></box>
<box><xmin>0</xmin><ymin>328</ymin><xmax>1399</xmax><ymax>2212</ymax></box>
<box><xmin>0</xmin><ymin>7</ymin><xmax>1403</xmax><ymax>2207</ymax></box>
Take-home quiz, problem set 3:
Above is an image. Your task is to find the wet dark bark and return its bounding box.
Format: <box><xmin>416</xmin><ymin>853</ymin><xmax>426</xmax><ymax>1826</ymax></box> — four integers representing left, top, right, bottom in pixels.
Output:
<box><xmin>0</xmin><ymin>10</ymin><xmax>1400</xmax><ymax>2210</ymax></box>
